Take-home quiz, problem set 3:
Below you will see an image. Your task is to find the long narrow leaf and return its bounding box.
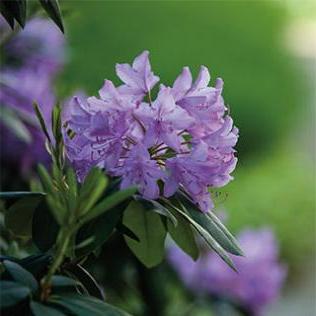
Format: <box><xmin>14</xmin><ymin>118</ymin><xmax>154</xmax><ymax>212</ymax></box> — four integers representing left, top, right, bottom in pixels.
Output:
<box><xmin>78</xmin><ymin>168</ymin><xmax>108</xmax><ymax>216</ymax></box>
<box><xmin>177</xmin><ymin>192</ymin><xmax>243</xmax><ymax>256</ymax></box>
<box><xmin>80</xmin><ymin>187</ymin><xmax>136</xmax><ymax>224</ymax></box>
<box><xmin>39</xmin><ymin>0</ymin><xmax>64</xmax><ymax>33</ymax></box>
<box><xmin>0</xmin><ymin>2</ymin><xmax>15</xmax><ymax>29</ymax></box>
<box><xmin>0</xmin><ymin>191</ymin><xmax>45</xmax><ymax>200</ymax></box>
<box><xmin>63</xmin><ymin>264</ymin><xmax>104</xmax><ymax>300</ymax></box>
<box><xmin>161</xmin><ymin>198</ymin><xmax>236</xmax><ymax>271</ymax></box>
<box><xmin>33</xmin><ymin>102</ymin><xmax>51</xmax><ymax>143</ymax></box>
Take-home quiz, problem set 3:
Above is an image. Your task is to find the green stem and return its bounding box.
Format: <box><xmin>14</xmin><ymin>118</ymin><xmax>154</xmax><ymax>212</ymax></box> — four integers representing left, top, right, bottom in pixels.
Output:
<box><xmin>41</xmin><ymin>227</ymin><xmax>73</xmax><ymax>299</ymax></box>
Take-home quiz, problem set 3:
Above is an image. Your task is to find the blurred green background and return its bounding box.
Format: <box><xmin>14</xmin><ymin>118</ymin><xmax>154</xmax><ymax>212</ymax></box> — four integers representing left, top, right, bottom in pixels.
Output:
<box><xmin>56</xmin><ymin>1</ymin><xmax>315</xmax><ymax>314</ymax></box>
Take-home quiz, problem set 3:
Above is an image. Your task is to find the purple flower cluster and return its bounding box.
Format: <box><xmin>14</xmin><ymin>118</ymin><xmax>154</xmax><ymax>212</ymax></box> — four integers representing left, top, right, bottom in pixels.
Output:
<box><xmin>168</xmin><ymin>228</ymin><xmax>287</xmax><ymax>315</ymax></box>
<box><xmin>0</xmin><ymin>17</ymin><xmax>65</xmax><ymax>172</ymax></box>
<box><xmin>64</xmin><ymin>51</ymin><xmax>238</xmax><ymax>211</ymax></box>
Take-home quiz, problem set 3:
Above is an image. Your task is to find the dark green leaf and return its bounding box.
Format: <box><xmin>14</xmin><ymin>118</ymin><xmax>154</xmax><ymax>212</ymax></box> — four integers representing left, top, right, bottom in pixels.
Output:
<box><xmin>0</xmin><ymin>191</ymin><xmax>45</xmax><ymax>200</ymax></box>
<box><xmin>5</xmin><ymin>196</ymin><xmax>42</xmax><ymax>238</ymax></box>
<box><xmin>3</xmin><ymin>260</ymin><xmax>38</xmax><ymax>292</ymax></box>
<box><xmin>0</xmin><ymin>2</ymin><xmax>15</xmax><ymax>29</ymax></box>
<box><xmin>0</xmin><ymin>281</ymin><xmax>30</xmax><ymax>308</ymax></box>
<box><xmin>136</xmin><ymin>197</ymin><xmax>177</xmax><ymax>226</ymax></box>
<box><xmin>1</xmin><ymin>0</ymin><xmax>26</xmax><ymax>27</ymax></box>
<box><xmin>116</xmin><ymin>222</ymin><xmax>140</xmax><ymax>242</ymax></box>
<box><xmin>30</xmin><ymin>301</ymin><xmax>66</xmax><ymax>316</ymax></box>
<box><xmin>39</xmin><ymin>0</ymin><xmax>64</xmax><ymax>33</ymax></box>
<box><xmin>167</xmin><ymin>209</ymin><xmax>199</xmax><ymax>260</ymax></box>
<box><xmin>123</xmin><ymin>201</ymin><xmax>167</xmax><ymax>268</ymax></box>
<box><xmin>76</xmin><ymin>204</ymin><xmax>126</xmax><ymax>258</ymax></box>
<box><xmin>177</xmin><ymin>193</ymin><xmax>243</xmax><ymax>256</ymax></box>
<box><xmin>49</xmin><ymin>294</ymin><xmax>130</xmax><ymax>316</ymax></box>
<box><xmin>32</xmin><ymin>200</ymin><xmax>59</xmax><ymax>251</ymax></box>
<box><xmin>51</xmin><ymin>275</ymin><xmax>79</xmax><ymax>288</ymax></box>
<box><xmin>19</xmin><ymin>254</ymin><xmax>52</xmax><ymax>280</ymax></box>
<box><xmin>46</xmin><ymin>194</ymin><xmax>66</xmax><ymax>226</ymax></box>
<box><xmin>81</xmin><ymin>187</ymin><xmax>136</xmax><ymax>224</ymax></box>
<box><xmin>63</xmin><ymin>264</ymin><xmax>104</xmax><ymax>300</ymax></box>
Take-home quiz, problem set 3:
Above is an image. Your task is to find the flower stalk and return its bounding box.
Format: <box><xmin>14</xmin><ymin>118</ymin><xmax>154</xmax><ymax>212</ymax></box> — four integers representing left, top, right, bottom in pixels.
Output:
<box><xmin>40</xmin><ymin>226</ymin><xmax>73</xmax><ymax>300</ymax></box>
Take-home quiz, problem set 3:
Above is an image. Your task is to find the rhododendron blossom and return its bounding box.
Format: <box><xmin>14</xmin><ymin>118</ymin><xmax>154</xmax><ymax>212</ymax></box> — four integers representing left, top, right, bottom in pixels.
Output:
<box><xmin>168</xmin><ymin>229</ymin><xmax>287</xmax><ymax>315</ymax></box>
<box><xmin>63</xmin><ymin>51</ymin><xmax>238</xmax><ymax>212</ymax></box>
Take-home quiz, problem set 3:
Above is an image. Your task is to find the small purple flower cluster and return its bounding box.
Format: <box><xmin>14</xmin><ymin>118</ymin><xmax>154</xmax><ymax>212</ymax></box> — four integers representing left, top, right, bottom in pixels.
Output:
<box><xmin>168</xmin><ymin>228</ymin><xmax>287</xmax><ymax>315</ymax></box>
<box><xmin>0</xmin><ymin>17</ymin><xmax>65</xmax><ymax>172</ymax></box>
<box><xmin>64</xmin><ymin>51</ymin><xmax>238</xmax><ymax>211</ymax></box>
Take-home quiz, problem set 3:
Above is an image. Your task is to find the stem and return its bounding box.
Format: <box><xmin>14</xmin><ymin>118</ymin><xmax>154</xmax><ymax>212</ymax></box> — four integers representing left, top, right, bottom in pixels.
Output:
<box><xmin>136</xmin><ymin>261</ymin><xmax>166</xmax><ymax>316</ymax></box>
<box><xmin>41</xmin><ymin>227</ymin><xmax>73</xmax><ymax>300</ymax></box>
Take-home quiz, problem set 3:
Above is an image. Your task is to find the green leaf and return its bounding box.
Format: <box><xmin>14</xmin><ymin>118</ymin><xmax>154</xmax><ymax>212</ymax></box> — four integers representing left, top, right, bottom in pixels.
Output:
<box><xmin>32</xmin><ymin>200</ymin><xmax>59</xmax><ymax>251</ymax></box>
<box><xmin>123</xmin><ymin>201</ymin><xmax>167</xmax><ymax>268</ymax></box>
<box><xmin>4</xmin><ymin>196</ymin><xmax>42</xmax><ymax>238</ymax></box>
<box><xmin>177</xmin><ymin>193</ymin><xmax>243</xmax><ymax>256</ymax></box>
<box><xmin>136</xmin><ymin>197</ymin><xmax>177</xmax><ymax>226</ymax></box>
<box><xmin>3</xmin><ymin>260</ymin><xmax>38</xmax><ymax>292</ymax></box>
<box><xmin>80</xmin><ymin>187</ymin><xmax>136</xmax><ymax>224</ymax></box>
<box><xmin>63</xmin><ymin>264</ymin><xmax>104</xmax><ymax>300</ymax></box>
<box><xmin>1</xmin><ymin>0</ymin><xmax>26</xmax><ymax>27</ymax></box>
<box><xmin>37</xmin><ymin>165</ymin><xmax>54</xmax><ymax>193</ymax></box>
<box><xmin>76</xmin><ymin>204</ymin><xmax>126</xmax><ymax>258</ymax></box>
<box><xmin>0</xmin><ymin>281</ymin><xmax>30</xmax><ymax>308</ymax></box>
<box><xmin>66</xmin><ymin>168</ymin><xmax>78</xmax><ymax>199</ymax></box>
<box><xmin>207</xmin><ymin>211</ymin><xmax>244</xmax><ymax>256</ymax></box>
<box><xmin>51</xmin><ymin>103</ymin><xmax>62</xmax><ymax>145</ymax></box>
<box><xmin>49</xmin><ymin>294</ymin><xmax>131</xmax><ymax>316</ymax></box>
<box><xmin>51</xmin><ymin>275</ymin><xmax>79</xmax><ymax>288</ymax></box>
<box><xmin>167</xmin><ymin>209</ymin><xmax>199</xmax><ymax>261</ymax></box>
<box><xmin>78</xmin><ymin>168</ymin><xmax>108</xmax><ymax>216</ymax></box>
<box><xmin>0</xmin><ymin>191</ymin><xmax>45</xmax><ymax>200</ymax></box>
<box><xmin>33</xmin><ymin>102</ymin><xmax>52</xmax><ymax>143</ymax></box>
<box><xmin>116</xmin><ymin>222</ymin><xmax>140</xmax><ymax>242</ymax></box>
<box><xmin>19</xmin><ymin>254</ymin><xmax>52</xmax><ymax>280</ymax></box>
<box><xmin>30</xmin><ymin>301</ymin><xmax>66</xmax><ymax>316</ymax></box>
<box><xmin>0</xmin><ymin>2</ymin><xmax>15</xmax><ymax>29</ymax></box>
<box><xmin>39</xmin><ymin>0</ymin><xmax>64</xmax><ymax>33</ymax></box>
<box><xmin>162</xmin><ymin>198</ymin><xmax>236</xmax><ymax>271</ymax></box>
<box><xmin>0</xmin><ymin>107</ymin><xmax>32</xmax><ymax>143</ymax></box>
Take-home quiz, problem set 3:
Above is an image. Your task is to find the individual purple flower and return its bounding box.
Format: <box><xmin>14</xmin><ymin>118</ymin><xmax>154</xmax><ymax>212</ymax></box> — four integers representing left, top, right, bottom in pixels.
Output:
<box><xmin>114</xmin><ymin>144</ymin><xmax>165</xmax><ymax>199</ymax></box>
<box><xmin>116</xmin><ymin>51</ymin><xmax>159</xmax><ymax>100</ymax></box>
<box><xmin>64</xmin><ymin>51</ymin><xmax>238</xmax><ymax>212</ymax></box>
<box><xmin>164</xmin><ymin>141</ymin><xmax>235</xmax><ymax>212</ymax></box>
<box><xmin>171</xmin><ymin>66</ymin><xmax>228</xmax><ymax>138</ymax></box>
<box><xmin>135</xmin><ymin>87</ymin><xmax>194</xmax><ymax>151</ymax></box>
<box><xmin>168</xmin><ymin>228</ymin><xmax>287</xmax><ymax>316</ymax></box>
<box><xmin>63</xmin><ymin>96</ymin><xmax>129</xmax><ymax>179</ymax></box>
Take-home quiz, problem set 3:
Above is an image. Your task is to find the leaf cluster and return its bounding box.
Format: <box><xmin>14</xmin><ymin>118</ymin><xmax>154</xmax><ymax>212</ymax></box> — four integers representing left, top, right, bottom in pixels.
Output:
<box><xmin>0</xmin><ymin>256</ymin><xmax>130</xmax><ymax>315</ymax></box>
<box><xmin>0</xmin><ymin>0</ymin><xmax>64</xmax><ymax>32</ymax></box>
<box><xmin>121</xmin><ymin>191</ymin><xmax>243</xmax><ymax>270</ymax></box>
